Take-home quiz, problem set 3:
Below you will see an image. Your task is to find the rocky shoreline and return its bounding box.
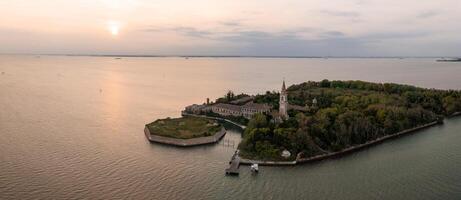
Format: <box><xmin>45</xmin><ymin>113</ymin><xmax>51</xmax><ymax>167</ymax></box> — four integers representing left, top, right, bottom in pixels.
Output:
<box><xmin>450</xmin><ymin>112</ymin><xmax>461</xmax><ymax>118</ymax></box>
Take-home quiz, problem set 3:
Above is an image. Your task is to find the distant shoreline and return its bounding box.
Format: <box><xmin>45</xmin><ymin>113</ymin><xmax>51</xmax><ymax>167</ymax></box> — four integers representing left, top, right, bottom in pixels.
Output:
<box><xmin>0</xmin><ymin>53</ymin><xmax>455</xmax><ymax>59</ymax></box>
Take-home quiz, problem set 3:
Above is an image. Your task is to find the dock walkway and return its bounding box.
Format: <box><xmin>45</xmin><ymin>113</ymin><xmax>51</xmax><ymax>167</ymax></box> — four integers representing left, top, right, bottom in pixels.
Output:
<box><xmin>225</xmin><ymin>151</ymin><xmax>240</xmax><ymax>175</ymax></box>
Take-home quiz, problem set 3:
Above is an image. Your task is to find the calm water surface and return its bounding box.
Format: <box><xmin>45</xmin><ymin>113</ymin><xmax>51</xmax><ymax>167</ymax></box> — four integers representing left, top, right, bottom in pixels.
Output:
<box><xmin>1</xmin><ymin>56</ymin><xmax>461</xmax><ymax>199</ymax></box>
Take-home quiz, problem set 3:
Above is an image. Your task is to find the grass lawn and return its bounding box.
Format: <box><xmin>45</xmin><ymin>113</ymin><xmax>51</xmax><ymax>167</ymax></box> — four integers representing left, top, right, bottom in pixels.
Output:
<box><xmin>146</xmin><ymin>116</ymin><xmax>222</xmax><ymax>139</ymax></box>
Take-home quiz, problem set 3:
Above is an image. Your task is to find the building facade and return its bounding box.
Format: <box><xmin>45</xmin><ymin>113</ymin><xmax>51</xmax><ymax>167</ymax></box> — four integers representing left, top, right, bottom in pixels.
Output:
<box><xmin>185</xmin><ymin>104</ymin><xmax>210</xmax><ymax>114</ymax></box>
<box><xmin>210</xmin><ymin>103</ymin><xmax>242</xmax><ymax>117</ymax></box>
<box><xmin>210</xmin><ymin>102</ymin><xmax>271</xmax><ymax>119</ymax></box>
<box><xmin>184</xmin><ymin>80</ymin><xmax>291</xmax><ymax>120</ymax></box>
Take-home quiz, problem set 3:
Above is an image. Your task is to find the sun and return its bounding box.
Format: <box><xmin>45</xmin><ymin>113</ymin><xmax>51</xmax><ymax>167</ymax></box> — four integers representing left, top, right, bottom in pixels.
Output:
<box><xmin>107</xmin><ymin>21</ymin><xmax>120</xmax><ymax>36</ymax></box>
<box><xmin>110</xmin><ymin>25</ymin><xmax>119</xmax><ymax>36</ymax></box>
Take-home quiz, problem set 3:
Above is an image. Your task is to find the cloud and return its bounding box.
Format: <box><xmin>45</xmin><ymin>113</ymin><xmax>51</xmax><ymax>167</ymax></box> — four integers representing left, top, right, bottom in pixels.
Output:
<box><xmin>219</xmin><ymin>31</ymin><xmax>275</xmax><ymax>41</ymax></box>
<box><xmin>221</xmin><ymin>33</ymin><xmax>366</xmax><ymax>57</ymax></box>
<box><xmin>140</xmin><ymin>26</ymin><xmax>214</xmax><ymax>38</ymax></box>
<box><xmin>3</xmin><ymin>0</ymin><xmax>461</xmax><ymax>56</ymax></box>
<box><xmin>417</xmin><ymin>11</ymin><xmax>439</xmax><ymax>18</ymax></box>
<box><xmin>140</xmin><ymin>27</ymin><xmax>163</xmax><ymax>32</ymax></box>
<box><xmin>163</xmin><ymin>27</ymin><xmax>363</xmax><ymax>56</ymax></box>
<box><xmin>169</xmin><ymin>26</ymin><xmax>441</xmax><ymax>56</ymax></box>
<box><xmin>321</xmin><ymin>31</ymin><xmax>346</xmax><ymax>38</ymax></box>
<box><xmin>320</xmin><ymin>10</ymin><xmax>360</xmax><ymax>18</ymax></box>
<box><xmin>361</xmin><ymin>31</ymin><xmax>430</xmax><ymax>41</ymax></box>
<box><xmin>171</xmin><ymin>27</ymin><xmax>213</xmax><ymax>38</ymax></box>
<box><xmin>120</xmin><ymin>17</ymin><xmax>459</xmax><ymax>57</ymax></box>
<box><xmin>137</xmin><ymin>25</ymin><xmax>348</xmax><ymax>55</ymax></box>
<box><xmin>219</xmin><ymin>20</ymin><xmax>242</xmax><ymax>27</ymax></box>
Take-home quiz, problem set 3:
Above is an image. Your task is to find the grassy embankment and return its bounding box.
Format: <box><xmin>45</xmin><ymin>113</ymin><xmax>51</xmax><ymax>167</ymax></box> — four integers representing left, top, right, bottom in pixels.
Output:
<box><xmin>146</xmin><ymin>116</ymin><xmax>221</xmax><ymax>139</ymax></box>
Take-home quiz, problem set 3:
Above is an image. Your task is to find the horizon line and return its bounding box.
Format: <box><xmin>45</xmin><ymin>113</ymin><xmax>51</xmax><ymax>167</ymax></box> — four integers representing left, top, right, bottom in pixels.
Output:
<box><xmin>0</xmin><ymin>53</ymin><xmax>458</xmax><ymax>59</ymax></box>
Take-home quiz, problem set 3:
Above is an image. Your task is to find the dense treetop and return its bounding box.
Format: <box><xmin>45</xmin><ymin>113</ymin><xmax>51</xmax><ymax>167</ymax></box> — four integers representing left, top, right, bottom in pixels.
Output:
<box><xmin>238</xmin><ymin>80</ymin><xmax>461</xmax><ymax>160</ymax></box>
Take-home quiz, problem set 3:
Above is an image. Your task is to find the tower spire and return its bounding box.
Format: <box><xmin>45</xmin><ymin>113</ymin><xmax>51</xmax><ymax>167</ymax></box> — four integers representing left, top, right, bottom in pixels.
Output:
<box><xmin>279</xmin><ymin>79</ymin><xmax>289</xmax><ymax>120</ymax></box>
<box><xmin>282</xmin><ymin>79</ymin><xmax>286</xmax><ymax>91</ymax></box>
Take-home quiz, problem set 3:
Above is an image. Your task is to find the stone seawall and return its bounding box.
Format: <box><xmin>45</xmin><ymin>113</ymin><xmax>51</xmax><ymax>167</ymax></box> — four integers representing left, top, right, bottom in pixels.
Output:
<box><xmin>450</xmin><ymin>112</ymin><xmax>461</xmax><ymax>118</ymax></box>
<box><xmin>296</xmin><ymin>121</ymin><xmax>439</xmax><ymax>164</ymax></box>
<box><xmin>240</xmin><ymin>121</ymin><xmax>440</xmax><ymax>166</ymax></box>
<box><xmin>240</xmin><ymin>159</ymin><xmax>296</xmax><ymax>166</ymax></box>
<box><xmin>145</xmin><ymin>127</ymin><xmax>226</xmax><ymax>147</ymax></box>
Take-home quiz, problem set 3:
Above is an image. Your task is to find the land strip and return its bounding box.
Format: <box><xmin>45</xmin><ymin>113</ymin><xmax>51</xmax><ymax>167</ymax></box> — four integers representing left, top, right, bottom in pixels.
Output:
<box><xmin>145</xmin><ymin>127</ymin><xmax>226</xmax><ymax>147</ymax></box>
<box><xmin>181</xmin><ymin>112</ymin><xmax>247</xmax><ymax>129</ymax></box>
<box><xmin>240</xmin><ymin>121</ymin><xmax>440</xmax><ymax>166</ymax></box>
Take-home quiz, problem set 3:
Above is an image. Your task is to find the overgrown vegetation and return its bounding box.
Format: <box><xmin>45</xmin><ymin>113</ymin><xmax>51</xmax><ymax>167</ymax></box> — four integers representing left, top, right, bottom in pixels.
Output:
<box><xmin>215</xmin><ymin>90</ymin><xmax>250</xmax><ymax>104</ymax></box>
<box><xmin>146</xmin><ymin>116</ymin><xmax>222</xmax><ymax>139</ymax></box>
<box><xmin>204</xmin><ymin>111</ymin><xmax>250</xmax><ymax>126</ymax></box>
<box><xmin>238</xmin><ymin>80</ymin><xmax>461</xmax><ymax>161</ymax></box>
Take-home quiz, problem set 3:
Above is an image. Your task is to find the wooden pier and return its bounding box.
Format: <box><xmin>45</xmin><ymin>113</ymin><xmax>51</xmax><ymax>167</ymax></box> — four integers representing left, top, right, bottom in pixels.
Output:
<box><xmin>225</xmin><ymin>151</ymin><xmax>240</xmax><ymax>175</ymax></box>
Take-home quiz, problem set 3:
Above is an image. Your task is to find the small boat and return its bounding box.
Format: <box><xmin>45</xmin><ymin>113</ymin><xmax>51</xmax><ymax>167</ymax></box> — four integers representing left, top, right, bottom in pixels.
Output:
<box><xmin>250</xmin><ymin>164</ymin><xmax>259</xmax><ymax>173</ymax></box>
<box><xmin>436</xmin><ymin>58</ymin><xmax>461</xmax><ymax>62</ymax></box>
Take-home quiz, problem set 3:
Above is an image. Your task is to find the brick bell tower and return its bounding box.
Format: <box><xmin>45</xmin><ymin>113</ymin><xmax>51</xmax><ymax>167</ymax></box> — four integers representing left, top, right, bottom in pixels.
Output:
<box><xmin>279</xmin><ymin>80</ymin><xmax>289</xmax><ymax>120</ymax></box>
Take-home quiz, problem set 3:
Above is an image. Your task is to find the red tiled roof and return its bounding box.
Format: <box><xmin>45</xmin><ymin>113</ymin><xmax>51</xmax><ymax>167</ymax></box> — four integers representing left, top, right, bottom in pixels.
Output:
<box><xmin>212</xmin><ymin>103</ymin><xmax>242</xmax><ymax>112</ymax></box>
<box><xmin>242</xmin><ymin>102</ymin><xmax>271</xmax><ymax>110</ymax></box>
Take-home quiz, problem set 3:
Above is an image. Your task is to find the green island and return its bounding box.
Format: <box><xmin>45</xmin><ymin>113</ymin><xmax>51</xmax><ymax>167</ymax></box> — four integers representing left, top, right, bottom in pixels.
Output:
<box><xmin>146</xmin><ymin>116</ymin><xmax>222</xmax><ymax>139</ymax></box>
<box><xmin>184</xmin><ymin>80</ymin><xmax>461</xmax><ymax>162</ymax></box>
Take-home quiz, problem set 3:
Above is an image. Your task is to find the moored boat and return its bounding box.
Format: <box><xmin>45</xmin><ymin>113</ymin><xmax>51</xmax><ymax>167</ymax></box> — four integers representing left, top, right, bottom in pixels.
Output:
<box><xmin>250</xmin><ymin>164</ymin><xmax>259</xmax><ymax>173</ymax></box>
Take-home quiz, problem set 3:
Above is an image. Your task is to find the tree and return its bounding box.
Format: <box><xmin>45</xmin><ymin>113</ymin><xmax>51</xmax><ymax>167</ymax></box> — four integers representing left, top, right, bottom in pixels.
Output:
<box><xmin>320</xmin><ymin>79</ymin><xmax>331</xmax><ymax>88</ymax></box>
<box><xmin>225</xmin><ymin>90</ymin><xmax>235</xmax><ymax>101</ymax></box>
<box><xmin>443</xmin><ymin>96</ymin><xmax>461</xmax><ymax>115</ymax></box>
<box><xmin>236</xmin><ymin>80</ymin><xmax>461</xmax><ymax>161</ymax></box>
<box><xmin>245</xmin><ymin>113</ymin><xmax>268</xmax><ymax>133</ymax></box>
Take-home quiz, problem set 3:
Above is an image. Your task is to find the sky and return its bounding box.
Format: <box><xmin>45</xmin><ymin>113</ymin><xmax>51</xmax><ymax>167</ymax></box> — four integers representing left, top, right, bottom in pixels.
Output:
<box><xmin>0</xmin><ymin>0</ymin><xmax>460</xmax><ymax>57</ymax></box>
